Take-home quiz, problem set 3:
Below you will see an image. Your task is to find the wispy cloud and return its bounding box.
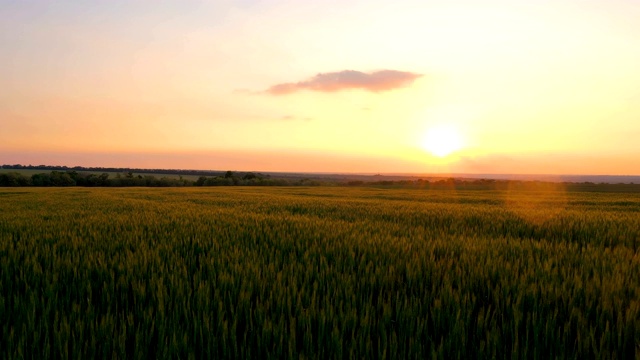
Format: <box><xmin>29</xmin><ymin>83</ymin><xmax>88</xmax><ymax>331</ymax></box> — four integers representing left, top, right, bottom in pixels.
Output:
<box><xmin>266</xmin><ymin>70</ymin><xmax>422</xmax><ymax>95</ymax></box>
<box><xmin>280</xmin><ymin>115</ymin><xmax>313</xmax><ymax>122</ymax></box>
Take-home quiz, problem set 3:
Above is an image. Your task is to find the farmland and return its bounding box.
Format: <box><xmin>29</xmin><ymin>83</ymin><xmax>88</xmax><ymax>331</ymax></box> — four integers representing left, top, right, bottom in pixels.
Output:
<box><xmin>1</xmin><ymin>186</ymin><xmax>639</xmax><ymax>358</ymax></box>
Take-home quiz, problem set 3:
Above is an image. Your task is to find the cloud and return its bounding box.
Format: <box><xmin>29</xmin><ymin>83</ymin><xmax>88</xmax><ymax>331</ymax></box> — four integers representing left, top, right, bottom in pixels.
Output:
<box><xmin>280</xmin><ymin>115</ymin><xmax>313</xmax><ymax>122</ymax></box>
<box><xmin>266</xmin><ymin>70</ymin><xmax>422</xmax><ymax>95</ymax></box>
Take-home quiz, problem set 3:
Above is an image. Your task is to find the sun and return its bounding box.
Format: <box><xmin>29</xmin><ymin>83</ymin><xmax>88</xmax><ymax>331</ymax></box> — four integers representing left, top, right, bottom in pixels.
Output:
<box><xmin>421</xmin><ymin>125</ymin><xmax>464</xmax><ymax>157</ymax></box>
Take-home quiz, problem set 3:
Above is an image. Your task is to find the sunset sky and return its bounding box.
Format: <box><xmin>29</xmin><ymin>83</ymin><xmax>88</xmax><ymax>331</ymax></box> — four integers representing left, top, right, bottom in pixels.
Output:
<box><xmin>1</xmin><ymin>0</ymin><xmax>639</xmax><ymax>174</ymax></box>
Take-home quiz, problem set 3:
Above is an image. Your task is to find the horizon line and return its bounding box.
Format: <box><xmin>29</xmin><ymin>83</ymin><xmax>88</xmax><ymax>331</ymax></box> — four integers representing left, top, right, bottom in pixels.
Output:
<box><xmin>2</xmin><ymin>164</ymin><xmax>639</xmax><ymax>179</ymax></box>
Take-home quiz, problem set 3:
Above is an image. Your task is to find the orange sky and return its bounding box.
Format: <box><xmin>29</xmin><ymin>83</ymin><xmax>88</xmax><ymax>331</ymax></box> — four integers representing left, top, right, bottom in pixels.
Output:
<box><xmin>1</xmin><ymin>0</ymin><xmax>639</xmax><ymax>174</ymax></box>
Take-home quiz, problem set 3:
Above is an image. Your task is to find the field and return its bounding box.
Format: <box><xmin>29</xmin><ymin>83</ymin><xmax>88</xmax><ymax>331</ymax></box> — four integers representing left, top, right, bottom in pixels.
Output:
<box><xmin>1</xmin><ymin>186</ymin><xmax>639</xmax><ymax>358</ymax></box>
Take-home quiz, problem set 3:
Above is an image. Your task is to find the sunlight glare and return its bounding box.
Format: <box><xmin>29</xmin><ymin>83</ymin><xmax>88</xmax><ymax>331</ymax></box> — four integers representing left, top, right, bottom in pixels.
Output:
<box><xmin>421</xmin><ymin>125</ymin><xmax>464</xmax><ymax>157</ymax></box>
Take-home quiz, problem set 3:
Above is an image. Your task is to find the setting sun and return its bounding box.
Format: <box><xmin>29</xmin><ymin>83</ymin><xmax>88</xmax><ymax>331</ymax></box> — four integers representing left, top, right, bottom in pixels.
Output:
<box><xmin>421</xmin><ymin>125</ymin><xmax>464</xmax><ymax>157</ymax></box>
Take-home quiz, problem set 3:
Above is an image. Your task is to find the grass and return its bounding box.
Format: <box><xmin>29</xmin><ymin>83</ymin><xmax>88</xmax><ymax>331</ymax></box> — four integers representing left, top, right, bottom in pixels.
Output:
<box><xmin>1</xmin><ymin>186</ymin><xmax>638</xmax><ymax>358</ymax></box>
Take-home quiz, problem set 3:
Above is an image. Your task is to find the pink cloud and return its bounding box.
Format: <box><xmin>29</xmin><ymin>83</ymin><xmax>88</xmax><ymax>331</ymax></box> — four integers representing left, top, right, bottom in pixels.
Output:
<box><xmin>266</xmin><ymin>70</ymin><xmax>422</xmax><ymax>95</ymax></box>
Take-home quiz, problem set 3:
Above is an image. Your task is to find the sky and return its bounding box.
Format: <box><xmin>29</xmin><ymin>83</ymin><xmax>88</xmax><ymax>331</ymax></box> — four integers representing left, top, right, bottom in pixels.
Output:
<box><xmin>1</xmin><ymin>0</ymin><xmax>639</xmax><ymax>174</ymax></box>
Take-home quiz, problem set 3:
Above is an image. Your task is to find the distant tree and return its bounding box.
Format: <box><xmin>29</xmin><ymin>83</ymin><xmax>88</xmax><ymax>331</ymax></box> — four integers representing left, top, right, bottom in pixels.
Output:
<box><xmin>0</xmin><ymin>172</ymin><xmax>30</xmax><ymax>186</ymax></box>
<box><xmin>196</xmin><ymin>176</ymin><xmax>207</xmax><ymax>186</ymax></box>
<box><xmin>82</xmin><ymin>174</ymin><xmax>98</xmax><ymax>187</ymax></box>
<box><xmin>99</xmin><ymin>173</ymin><xmax>110</xmax><ymax>183</ymax></box>
<box><xmin>224</xmin><ymin>171</ymin><xmax>234</xmax><ymax>179</ymax></box>
<box><xmin>49</xmin><ymin>171</ymin><xmax>75</xmax><ymax>186</ymax></box>
<box><xmin>243</xmin><ymin>172</ymin><xmax>257</xmax><ymax>180</ymax></box>
<box><xmin>204</xmin><ymin>177</ymin><xmax>232</xmax><ymax>186</ymax></box>
<box><xmin>67</xmin><ymin>171</ymin><xmax>79</xmax><ymax>181</ymax></box>
<box><xmin>31</xmin><ymin>173</ymin><xmax>49</xmax><ymax>186</ymax></box>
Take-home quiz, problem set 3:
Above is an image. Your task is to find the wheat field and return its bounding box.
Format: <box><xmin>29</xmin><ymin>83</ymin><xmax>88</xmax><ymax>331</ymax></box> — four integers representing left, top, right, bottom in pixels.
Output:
<box><xmin>1</xmin><ymin>186</ymin><xmax>638</xmax><ymax>358</ymax></box>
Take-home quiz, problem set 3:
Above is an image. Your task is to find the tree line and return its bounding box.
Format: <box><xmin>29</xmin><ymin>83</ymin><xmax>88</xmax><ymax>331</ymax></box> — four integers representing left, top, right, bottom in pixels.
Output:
<box><xmin>2</xmin><ymin>167</ymin><xmax>638</xmax><ymax>191</ymax></box>
<box><xmin>0</xmin><ymin>170</ymin><xmax>323</xmax><ymax>187</ymax></box>
<box><xmin>1</xmin><ymin>164</ymin><xmax>226</xmax><ymax>177</ymax></box>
